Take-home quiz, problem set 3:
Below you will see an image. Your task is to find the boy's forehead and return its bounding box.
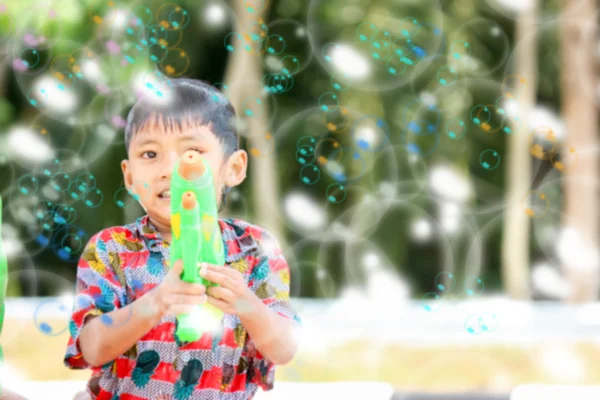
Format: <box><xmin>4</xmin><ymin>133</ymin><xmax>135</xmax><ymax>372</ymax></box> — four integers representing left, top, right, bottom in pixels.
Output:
<box><xmin>131</xmin><ymin>120</ymin><xmax>219</xmax><ymax>146</ymax></box>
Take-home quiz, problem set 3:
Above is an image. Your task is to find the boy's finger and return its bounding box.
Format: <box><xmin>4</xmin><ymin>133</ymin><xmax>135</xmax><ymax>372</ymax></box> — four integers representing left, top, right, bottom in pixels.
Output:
<box><xmin>199</xmin><ymin>263</ymin><xmax>237</xmax><ymax>278</ymax></box>
<box><xmin>168</xmin><ymin>294</ymin><xmax>207</xmax><ymax>306</ymax></box>
<box><xmin>199</xmin><ymin>268</ymin><xmax>229</xmax><ymax>287</ymax></box>
<box><xmin>173</xmin><ymin>282</ymin><xmax>206</xmax><ymax>295</ymax></box>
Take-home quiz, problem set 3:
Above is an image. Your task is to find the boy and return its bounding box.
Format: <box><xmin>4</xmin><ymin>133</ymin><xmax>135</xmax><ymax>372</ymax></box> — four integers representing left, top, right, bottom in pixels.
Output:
<box><xmin>64</xmin><ymin>78</ymin><xmax>301</xmax><ymax>399</ymax></box>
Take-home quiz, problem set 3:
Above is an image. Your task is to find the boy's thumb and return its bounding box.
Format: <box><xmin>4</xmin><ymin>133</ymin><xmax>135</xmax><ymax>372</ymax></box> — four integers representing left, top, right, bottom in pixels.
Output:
<box><xmin>170</xmin><ymin>259</ymin><xmax>184</xmax><ymax>275</ymax></box>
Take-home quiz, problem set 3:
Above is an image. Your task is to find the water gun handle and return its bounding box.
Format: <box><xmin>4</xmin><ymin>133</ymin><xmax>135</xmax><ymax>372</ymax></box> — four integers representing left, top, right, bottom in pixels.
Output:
<box><xmin>171</xmin><ymin>151</ymin><xmax>224</xmax><ymax>342</ymax></box>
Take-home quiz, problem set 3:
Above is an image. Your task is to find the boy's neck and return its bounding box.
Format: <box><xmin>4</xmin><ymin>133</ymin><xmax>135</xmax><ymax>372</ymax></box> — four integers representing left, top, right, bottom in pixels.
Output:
<box><xmin>148</xmin><ymin>216</ymin><xmax>172</xmax><ymax>245</ymax></box>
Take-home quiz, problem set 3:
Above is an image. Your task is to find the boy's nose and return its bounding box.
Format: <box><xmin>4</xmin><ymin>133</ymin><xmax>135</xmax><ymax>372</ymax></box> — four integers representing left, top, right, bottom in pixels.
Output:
<box><xmin>160</xmin><ymin>151</ymin><xmax>179</xmax><ymax>180</ymax></box>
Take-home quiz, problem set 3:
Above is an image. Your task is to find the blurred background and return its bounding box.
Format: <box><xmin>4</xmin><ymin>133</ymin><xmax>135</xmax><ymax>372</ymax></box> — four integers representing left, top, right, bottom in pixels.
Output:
<box><xmin>1</xmin><ymin>0</ymin><xmax>600</xmax><ymax>398</ymax></box>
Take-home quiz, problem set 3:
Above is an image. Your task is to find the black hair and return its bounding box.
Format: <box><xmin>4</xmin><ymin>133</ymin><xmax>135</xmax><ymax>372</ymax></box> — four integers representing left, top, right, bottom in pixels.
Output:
<box><xmin>124</xmin><ymin>78</ymin><xmax>238</xmax><ymax>211</ymax></box>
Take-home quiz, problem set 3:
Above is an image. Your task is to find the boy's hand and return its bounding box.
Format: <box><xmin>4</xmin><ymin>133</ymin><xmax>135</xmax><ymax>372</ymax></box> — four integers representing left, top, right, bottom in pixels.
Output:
<box><xmin>199</xmin><ymin>263</ymin><xmax>260</xmax><ymax>317</ymax></box>
<box><xmin>142</xmin><ymin>259</ymin><xmax>208</xmax><ymax>319</ymax></box>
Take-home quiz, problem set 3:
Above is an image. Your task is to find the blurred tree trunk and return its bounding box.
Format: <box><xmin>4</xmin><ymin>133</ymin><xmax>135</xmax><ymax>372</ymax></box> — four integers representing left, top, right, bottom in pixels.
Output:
<box><xmin>222</xmin><ymin>2</ymin><xmax>283</xmax><ymax>240</ymax></box>
<box><xmin>501</xmin><ymin>0</ymin><xmax>538</xmax><ymax>299</ymax></box>
<box><xmin>559</xmin><ymin>0</ymin><xmax>599</xmax><ymax>302</ymax></box>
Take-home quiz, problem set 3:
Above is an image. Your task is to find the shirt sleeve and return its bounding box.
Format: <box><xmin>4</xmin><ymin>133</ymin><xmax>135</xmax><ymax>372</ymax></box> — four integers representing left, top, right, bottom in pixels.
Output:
<box><xmin>246</xmin><ymin>228</ymin><xmax>302</xmax><ymax>390</ymax></box>
<box><xmin>64</xmin><ymin>232</ymin><xmax>127</xmax><ymax>370</ymax></box>
<box><xmin>250</xmin><ymin>229</ymin><xmax>301</xmax><ymax>327</ymax></box>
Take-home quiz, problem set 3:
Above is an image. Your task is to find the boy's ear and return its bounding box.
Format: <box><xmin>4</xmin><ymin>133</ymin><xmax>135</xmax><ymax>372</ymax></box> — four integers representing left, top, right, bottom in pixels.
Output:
<box><xmin>121</xmin><ymin>159</ymin><xmax>133</xmax><ymax>191</ymax></box>
<box><xmin>224</xmin><ymin>150</ymin><xmax>248</xmax><ymax>187</ymax></box>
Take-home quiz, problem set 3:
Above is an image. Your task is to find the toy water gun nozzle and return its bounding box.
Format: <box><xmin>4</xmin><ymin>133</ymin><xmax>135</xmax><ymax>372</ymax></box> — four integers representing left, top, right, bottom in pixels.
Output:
<box><xmin>182</xmin><ymin>191</ymin><xmax>197</xmax><ymax>210</ymax></box>
<box><xmin>179</xmin><ymin>150</ymin><xmax>205</xmax><ymax>180</ymax></box>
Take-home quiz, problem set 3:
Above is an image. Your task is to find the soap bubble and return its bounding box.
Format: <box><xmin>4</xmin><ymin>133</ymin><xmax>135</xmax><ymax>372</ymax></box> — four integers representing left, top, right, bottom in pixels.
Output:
<box><xmin>299</xmin><ymin>164</ymin><xmax>321</xmax><ymax>185</ymax></box>
<box><xmin>434</xmin><ymin>271</ymin><xmax>455</xmax><ymax>293</ymax></box>
<box><xmin>18</xmin><ymin>174</ymin><xmax>39</xmax><ymax>195</ymax></box>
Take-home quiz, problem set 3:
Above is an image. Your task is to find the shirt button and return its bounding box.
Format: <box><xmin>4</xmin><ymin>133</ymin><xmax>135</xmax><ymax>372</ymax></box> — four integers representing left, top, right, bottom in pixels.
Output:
<box><xmin>180</xmin><ymin>352</ymin><xmax>190</xmax><ymax>362</ymax></box>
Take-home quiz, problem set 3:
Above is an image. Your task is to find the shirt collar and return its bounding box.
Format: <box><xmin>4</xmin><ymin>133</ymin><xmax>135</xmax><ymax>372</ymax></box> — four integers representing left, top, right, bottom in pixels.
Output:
<box><xmin>134</xmin><ymin>215</ymin><xmax>257</xmax><ymax>263</ymax></box>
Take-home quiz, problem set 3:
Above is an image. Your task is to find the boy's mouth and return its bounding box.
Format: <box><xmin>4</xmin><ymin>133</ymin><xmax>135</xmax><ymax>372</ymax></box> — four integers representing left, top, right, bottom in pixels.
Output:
<box><xmin>158</xmin><ymin>189</ymin><xmax>171</xmax><ymax>199</ymax></box>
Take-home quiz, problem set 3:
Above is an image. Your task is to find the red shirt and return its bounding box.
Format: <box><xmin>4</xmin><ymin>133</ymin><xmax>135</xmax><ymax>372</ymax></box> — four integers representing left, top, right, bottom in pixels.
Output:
<box><xmin>64</xmin><ymin>215</ymin><xmax>301</xmax><ymax>400</ymax></box>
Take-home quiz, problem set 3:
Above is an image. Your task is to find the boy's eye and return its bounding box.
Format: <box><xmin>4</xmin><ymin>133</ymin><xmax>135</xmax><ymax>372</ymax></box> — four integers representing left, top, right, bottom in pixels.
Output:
<box><xmin>142</xmin><ymin>151</ymin><xmax>157</xmax><ymax>159</ymax></box>
<box><xmin>191</xmin><ymin>148</ymin><xmax>204</xmax><ymax>154</ymax></box>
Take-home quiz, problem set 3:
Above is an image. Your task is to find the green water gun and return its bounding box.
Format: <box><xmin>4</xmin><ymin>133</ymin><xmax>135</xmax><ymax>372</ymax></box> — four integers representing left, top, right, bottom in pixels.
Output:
<box><xmin>170</xmin><ymin>150</ymin><xmax>225</xmax><ymax>342</ymax></box>
<box><xmin>0</xmin><ymin>196</ymin><xmax>6</xmax><ymax>396</ymax></box>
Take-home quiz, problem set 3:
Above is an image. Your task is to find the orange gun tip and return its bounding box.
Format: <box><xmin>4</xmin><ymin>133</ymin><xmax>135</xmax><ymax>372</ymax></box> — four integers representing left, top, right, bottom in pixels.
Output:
<box><xmin>179</xmin><ymin>150</ymin><xmax>205</xmax><ymax>180</ymax></box>
<box><xmin>181</xmin><ymin>191</ymin><xmax>198</xmax><ymax>210</ymax></box>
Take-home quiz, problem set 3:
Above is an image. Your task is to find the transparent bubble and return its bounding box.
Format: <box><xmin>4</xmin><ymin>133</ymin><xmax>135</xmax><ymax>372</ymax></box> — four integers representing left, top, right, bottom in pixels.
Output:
<box><xmin>451</xmin><ymin>18</ymin><xmax>509</xmax><ymax>76</ymax></box>
<box><xmin>265</xmin><ymin>19</ymin><xmax>312</xmax><ymax>76</ymax></box>
<box><xmin>385</xmin><ymin>52</ymin><xmax>410</xmax><ymax>77</ymax></box>
<box><xmin>246</xmin><ymin>132</ymin><xmax>275</xmax><ymax>159</ymax></box>
<box><xmin>322</xmin><ymin>106</ymin><xmax>353</xmax><ymax>134</ymax></box>
<box><xmin>14</xmin><ymin>38</ymin><xmax>116</xmax><ymax>124</ymax></box>
<box><xmin>314</xmin><ymin>266</ymin><xmax>336</xmax><ymax>299</ymax></box>
<box><xmin>320</xmin><ymin>145</ymin><xmax>368</xmax><ymax>185</ymax></box>
<box><xmin>479</xmin><ymin>312</ymin><xmax>499</xmax><ymax>332</ymax></box>
<box><xmin>369</xmin><ymin>145</ymin><xmax>427</xmax><ymax>201</ymax></box>
<box><xmin>501</xmin><ymin>74</ymin><xmax>528</xmax><ymax>100</ymax></box>
<box><xmin>156</xmin><ymin>3</ymin><xmax>190</xmax><ymax>30</ymax></box>
<box><xmin>67</xmin><ymin>180</ymin><xmax>87</xmax><ymax>201</ymax></box>
<box><xmin>52</xmin><ymin>225</ymin><xmax>87</xmax><ymax>262</ymax></box>
<box><xmin>75</xmin><ymin>172</ymin><xmax>97</xmax><ymax>193</ymax></box>
<box><xmin>551</xmin><ymin>145</ymin><xmax>578</xmax><ymax>173</ymax></box>
<box><xmin>158</xmin><ymin>48</ymin><xmax>190</xmax><ymax>77</ymax></box>
<box><xmin>3</xmin><ymin>189</ymin><xmax>54</xmax><ymax>256</ymax></box>
<box><xmin>479</xmin><ymin>149</ymin><xmax>500</xmax><ymax>171</ymax></box>
<box><xmin>241</xmin><ymin>97</ymin><xmax>265</xmax><ymax>118</ymax></box>
<box><xmin>114</xmin><ymin>187</ymin><xmax>134</xmax><ymax>209</ymax></box>
<box><xmin>464</xmin><ymin>276</ymin><xmax>484</xmax><ymax>296</ymax></box>
<box><xmin>49</xmin><ymin>173</ymin><xmax>71</xmax><ymax>192</ymax></box>
<box><xmin>464</xmin><ymin>314</ymin><xmax>485</xmax><ymax>335</ymax></box>
<box><xmin>529</xmin><ymin>126</ymin><xmax>560</xmax><ymax>160</ymax></box>
<box><xmin>299</xmin><ymin>164</ymin><xmax>321</xmax><ymax>185</ymax></box>
<box><xmin>434</xmin><ymin>271</ymin><xmax>455</xmax><ymax>293</ymax></box>
<box><xmin>449</xmin><ymin>40</ymin><xmax>471</xmax><ymax>61</ymax></box>
<box><xmin>262</xmin><ymin>72</ymin><xmax>294</xmax><ymax>94</ymax></box>
<box><xmin>34</xmin><ymin>298</ymin><xmax>71</xmax><ymax>336</ymax></box>
<box><xmin>421</xmin><ymin>292</ymin><xmax>442</xmax><ymax>312</ymax></box>
<box><xmin>38</xmin><ymin>158</ymin><xmax>62</xmax><ymax>177</ymax></box>
<box><xmin>436</xmin><ymin>65</ymin><xmax>457</xmax><ymax>86</ymax></box>
<box><xmin>369</xmin><ymin>31</ymin><xmax>392</xmax><ymax>61</ymax></box>
<box><xmin>308</xmin><ymin>0</ymin><xmax>443</xmax><ymax>91</ymax></box>
<box><xmin>318</xmin><ymin>92</ymin><xmax>339</xmax><ymax>112</ymax></box>
<box><xmin>2</xmin><ymin>266</ymin><xmax>74</xmax><ymax>346</ymax></box>
<box><xmin>245</xmin><ymin>0</ymin><xmax>268</xmax><ymax>14</ymax></box>
<box><xmin>402</xmin><ymin>127</ymin><xmax>440</xmax><ymax>157</ymax></box>
<box><xmin>129</xmin><ymin>180</ymin><xmax>153</xmax><ymax>205</ymax></box>
<box><xmin>445</xmin><ymin>118</ymin><xmax>466</xmax><ymax>139</ymax></box>
<box><xmin>523</xmin><ymin>189</ymin><xmax>550</xmax><ymax>219</ymax></box>
<box><xmin>224</xmin><ymin>32</ymin><xmax>244</xmax><ymax>53</ymax></box>
<box><xmin>83</xmin><ymin>188</ymin><xmax>104</xmax><ymax>208</ymax></box>
<box><xmin>54</xmin><ymin>204</ymin><xmax>77</xmax><ymax>225</ymax></box>
<box><xmin>470</xmin><ymin>105</ymin><xmax>504</xmax><ymax>134</ymax></box>
<box><xmin>33</xmin><ymin>200</ymin><xmax>55</xmax><ymax>231</ymax></box>
<box><xmin>351</xmin><ymin>115</ymin><xmax>390</xmax><ymax>152</ymax></box>
<box><xmin>265</xmin><ymin>34</ymin><xmax>285</xmax><ymax>55</ymax></box>
<box><xmin>132</xmin><ymin>5</ymin><xmax>153</xmax><ymax>27</ymax></box>
<box><xmin>331</xmin><ymin>73</ymin><xmax>352</xmax><ymax>92</ymax></box>
<box><xmin>49</xmin><ymin>54</ymin><xmax>77</xmax><ymax>89</ymax></box>
<box><xmin>18</xmin><ymin>174</ymin><xmax>39</xmax><ymax>196</ymax></box>
<box><xmin>296</xmin><ymin>145</ymin><xmax>315</xmax><ymax>165</ymax></box>
<box><xmin>280</xmin><ymin>55</ymin><xmax>300</xmax><ymax>76</ymax></box>
<box><xmin>13</xmin><ymin>46</ymin><xmax>47</xmax><ymax>75</ymax></box>
<box><xmin>325</xmin><ymin>183</ymin><xmax>347</xmax><ymax>204</ymax></box>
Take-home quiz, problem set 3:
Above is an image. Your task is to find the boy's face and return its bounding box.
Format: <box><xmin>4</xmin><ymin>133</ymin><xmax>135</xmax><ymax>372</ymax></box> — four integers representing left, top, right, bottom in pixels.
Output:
<box><xmin>121</xmin><ymin>119</ymin><xmax>247</xmax><ymax>238</ymax></box>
